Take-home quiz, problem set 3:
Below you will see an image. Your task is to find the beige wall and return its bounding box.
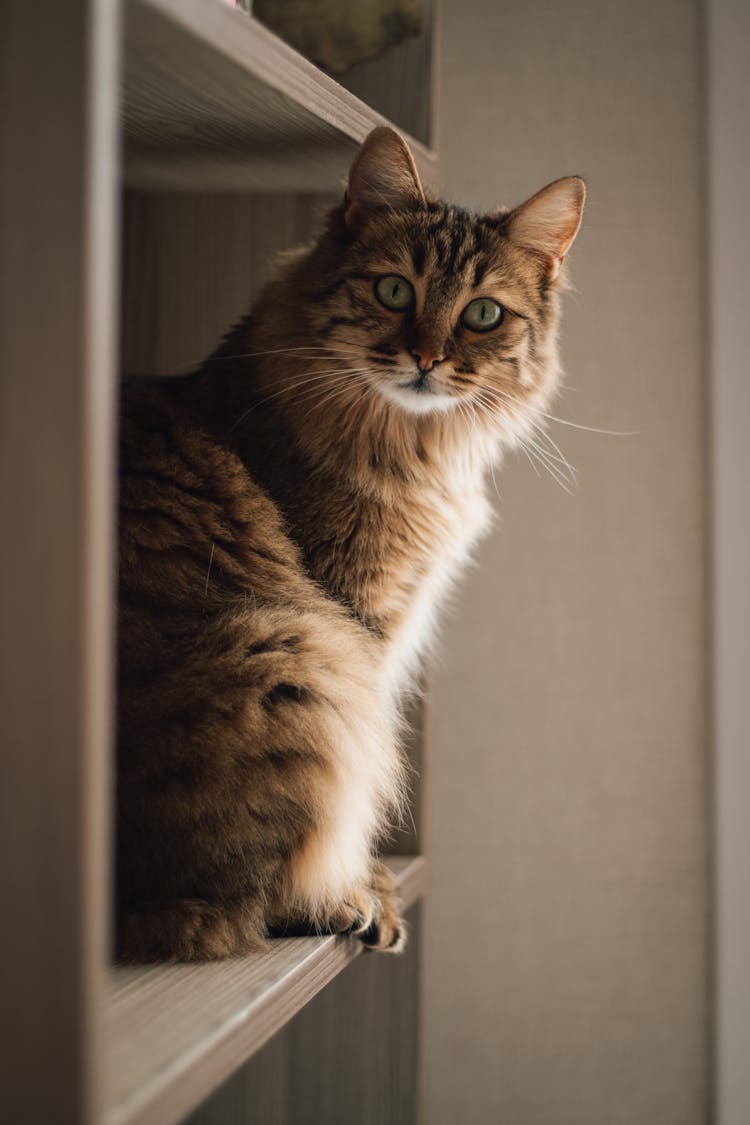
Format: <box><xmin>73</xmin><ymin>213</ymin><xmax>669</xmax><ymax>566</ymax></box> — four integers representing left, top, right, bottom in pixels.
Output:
<box><xmin>425</xmin><ymin>2</ymin><xmax>709</xmax><ymax>1122</ymax></box>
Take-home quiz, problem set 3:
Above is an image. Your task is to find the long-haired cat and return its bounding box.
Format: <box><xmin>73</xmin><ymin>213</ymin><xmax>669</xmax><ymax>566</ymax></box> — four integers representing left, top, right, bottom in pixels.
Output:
<box><xmin>117</xmin><ymin>126</ymin><xmax>585</xmax><ymax>960</ymax></box>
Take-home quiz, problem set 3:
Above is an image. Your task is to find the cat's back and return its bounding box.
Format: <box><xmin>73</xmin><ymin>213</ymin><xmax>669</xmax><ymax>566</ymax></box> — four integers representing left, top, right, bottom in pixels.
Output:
<box><xmin>119</xmin><ymin>374</ymin><xmax>303</xmax><ymax>610</ymax></box>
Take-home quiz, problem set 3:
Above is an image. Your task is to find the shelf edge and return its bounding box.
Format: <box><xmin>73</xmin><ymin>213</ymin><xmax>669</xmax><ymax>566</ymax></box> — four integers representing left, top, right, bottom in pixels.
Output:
<box><xmin>124</xmin><ymin>0</ymin><xmax>437</xmax><ymax>192</ymax></box>
<box><xmin>104</xmin><ymin>854</ymin><xmax>426</xmax><ymax>1125</ymax></box>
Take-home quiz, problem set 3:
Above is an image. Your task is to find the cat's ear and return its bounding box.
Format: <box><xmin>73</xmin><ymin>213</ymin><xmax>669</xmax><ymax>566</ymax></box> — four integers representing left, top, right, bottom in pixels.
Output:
<box><xmin>344</xmin><ymin>126</ymin><xmax>426</xmax><ymax>229</ymax></box>
<box><xmin>504</xmin><ymin>177</ymin><xmax>586</xmax><ymax>279</ymax></box>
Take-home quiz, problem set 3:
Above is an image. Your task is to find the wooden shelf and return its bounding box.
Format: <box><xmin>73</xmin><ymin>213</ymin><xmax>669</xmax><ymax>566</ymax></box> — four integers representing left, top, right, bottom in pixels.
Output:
<box><xmin>103</xmin><ymin>855</ymin><xmax>426</xmax><ymax>1125</ymax></box>
<box><xmin>124</xmin><ymin>0</ymin><xmax>437</xmax><ymax>191</ymax></box>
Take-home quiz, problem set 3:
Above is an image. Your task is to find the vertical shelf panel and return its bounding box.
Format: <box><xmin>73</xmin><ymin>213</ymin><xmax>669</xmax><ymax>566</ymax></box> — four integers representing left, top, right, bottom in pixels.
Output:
<box><xmin>0</xmin><ymin>1</ymin><xmax>119</xmax><ymax>1123</ymax></box>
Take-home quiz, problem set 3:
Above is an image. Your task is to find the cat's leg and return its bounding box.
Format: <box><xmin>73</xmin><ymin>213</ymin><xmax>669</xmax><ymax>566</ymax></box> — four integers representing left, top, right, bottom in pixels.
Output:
<box><xmin>117</xmin><ymin>599</ymin><xmax>405</xmax><ymax>961</ymax></box>
<box><xmin>266</xmin><ymin>864</ymin><xmax>405</xmax><ymax>952</ymax></box>
<box><xmin>252</xmin><ymin>607</ymin><xmax>407</xmax><ymax>949</ymax></box>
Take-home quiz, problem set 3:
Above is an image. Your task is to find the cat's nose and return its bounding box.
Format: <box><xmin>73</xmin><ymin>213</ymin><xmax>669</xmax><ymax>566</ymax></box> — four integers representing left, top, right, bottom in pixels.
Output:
<box><xmin>410</xmin><ymin>346</ymin><xmax>445</xmax><ymax>372</ymax></box>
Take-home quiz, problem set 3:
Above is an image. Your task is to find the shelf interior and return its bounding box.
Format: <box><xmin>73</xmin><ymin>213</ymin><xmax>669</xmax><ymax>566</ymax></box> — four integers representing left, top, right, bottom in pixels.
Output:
<box><xmin>113</xmin><ymin>8</ymin><xmax>432</xmax><ymax>1125</ymax></box>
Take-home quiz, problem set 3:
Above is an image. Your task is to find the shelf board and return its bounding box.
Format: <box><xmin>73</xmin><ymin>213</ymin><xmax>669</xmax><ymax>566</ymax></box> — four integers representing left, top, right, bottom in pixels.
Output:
<box><xmin>103</xmin><ymin>854</ymin><xmax>426</xmax><ymax>1125</ymax></box>
<box><xmin>124</xmin><ymin>0</ymin><xmax>437</xmax><ymax>192</ymax></box>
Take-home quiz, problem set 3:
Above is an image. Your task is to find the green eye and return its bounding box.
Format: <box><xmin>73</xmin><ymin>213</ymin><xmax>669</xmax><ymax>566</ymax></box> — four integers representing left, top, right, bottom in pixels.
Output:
<box><xmin>462</xmin><ymin>297</ymin><xmax>504</xmax><ymax>332</ymax></box>
<box><xmin>375</xmin><ymin>275</ymin><xmax>414</xmax><ymax>311</ymax></box>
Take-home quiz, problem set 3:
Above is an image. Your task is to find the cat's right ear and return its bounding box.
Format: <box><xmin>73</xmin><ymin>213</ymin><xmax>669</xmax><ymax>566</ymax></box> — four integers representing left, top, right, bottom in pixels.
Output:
<box><xmin>344</xmin><ymin>127</ymin><xmax>426</xmax><ymax>230</ymax></box>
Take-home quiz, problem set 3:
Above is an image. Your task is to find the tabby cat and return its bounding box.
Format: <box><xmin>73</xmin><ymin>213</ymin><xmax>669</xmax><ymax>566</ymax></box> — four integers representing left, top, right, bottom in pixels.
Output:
<box><xmin>117</xmin><ymin>126</ymin><xmax>585</xmax><ymax>960</ymax></box>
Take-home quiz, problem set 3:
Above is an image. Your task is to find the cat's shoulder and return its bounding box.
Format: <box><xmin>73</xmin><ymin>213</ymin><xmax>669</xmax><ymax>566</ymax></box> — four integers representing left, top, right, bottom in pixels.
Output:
<box><xmin>118</xmin><ymin>374</ymin><xmax>301</xmax><ymax>570</ymax></box>
<box><xmin>119</xmin><ymin>373</ymin><xmax>233</xmax><ymax>485</ymax></box>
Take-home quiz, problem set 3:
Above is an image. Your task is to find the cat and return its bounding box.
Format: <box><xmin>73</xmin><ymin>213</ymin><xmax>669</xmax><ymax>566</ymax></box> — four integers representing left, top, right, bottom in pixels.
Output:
<box><xmin>117</xmin><ymin>126</ymin><xmax>585</xmax><ymax>961</ymax></box>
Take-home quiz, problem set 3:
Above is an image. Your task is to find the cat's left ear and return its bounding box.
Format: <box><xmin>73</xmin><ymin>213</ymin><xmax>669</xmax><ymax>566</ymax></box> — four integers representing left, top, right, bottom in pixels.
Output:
<box><xmin>504</xmin><ymin>176</ymin><xmax>586</xmax><ymax>280</ymax></box>
<box><xmin>344</xmin><ymin>126</ymin><xmax>426</xmax><ymax>230</ymax></box>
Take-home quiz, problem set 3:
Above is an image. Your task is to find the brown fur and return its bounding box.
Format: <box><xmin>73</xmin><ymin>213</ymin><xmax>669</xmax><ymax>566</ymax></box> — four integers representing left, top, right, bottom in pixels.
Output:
<box><xmin>117</xmin><ymin>128</ymin><xmax>584</xmax><ymax>961</ymax></box>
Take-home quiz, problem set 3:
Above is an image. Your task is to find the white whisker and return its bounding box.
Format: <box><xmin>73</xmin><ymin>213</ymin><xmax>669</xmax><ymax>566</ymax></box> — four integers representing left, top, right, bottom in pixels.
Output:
<box><xmin>230</xmin><ymin>366</ymin><xmax>375</xmax><ymax>430</ymax></box>
<box><xmin>528</xmin><ymin>422</ymin><xmax>578</xmax><ymax>480</ymax></box>
<box><xmin>520</xmin><ymin>436</ymin><xmax>575</xmax><ymax>493</ymax></box>
<box><xmin>211</xmin><ymin>345</ymin><xmax>343</xmax><ymax>362</ymax></box>
<box><xmin>486</xmin><ymin>384</ymin><xmax>638</xmax><ymax>438</ymax></box>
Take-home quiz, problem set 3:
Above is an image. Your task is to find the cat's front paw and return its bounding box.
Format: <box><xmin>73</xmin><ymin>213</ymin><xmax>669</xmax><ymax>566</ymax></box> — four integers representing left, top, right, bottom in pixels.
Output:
<box><xmin>268</xmin><ymin>867</ymin><xmax>406</xmax><ymax>951</ymax></box>
<box><xmin>349</xmin><ymin>864</ymin><xmax>406</xmax><ymax>953</ymax></box>
<box><xmin>357</xmin><ymin>909</ymin><xmax>406</xmax><ymax>953</ymax></box>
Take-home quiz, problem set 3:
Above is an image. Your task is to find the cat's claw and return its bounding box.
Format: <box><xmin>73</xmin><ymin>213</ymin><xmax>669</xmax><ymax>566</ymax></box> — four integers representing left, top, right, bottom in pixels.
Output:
<box><xmin>343</xmin><ymin>874</ymin><xmax>405</xmax><ymax>953</ymax></box>
<box><xmin>359</xmin><ymin>916</ymin><xmax>406</xmax><ymax>954</ymax></box>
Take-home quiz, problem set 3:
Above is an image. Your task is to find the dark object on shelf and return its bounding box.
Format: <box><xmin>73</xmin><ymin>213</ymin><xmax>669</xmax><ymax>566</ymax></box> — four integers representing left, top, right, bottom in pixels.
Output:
<box><xmin>254</xmin><ymin>0</ymin><xmax>421</xmax><ymax>76</ymax></box>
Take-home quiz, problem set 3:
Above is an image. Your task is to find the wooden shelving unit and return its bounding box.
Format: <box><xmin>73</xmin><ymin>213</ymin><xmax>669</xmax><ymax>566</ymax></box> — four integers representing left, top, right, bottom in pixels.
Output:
<box><xmin>1</xmin><ymin>2</ymin><xmax>435</xmax><ymax>1122</ymax></box>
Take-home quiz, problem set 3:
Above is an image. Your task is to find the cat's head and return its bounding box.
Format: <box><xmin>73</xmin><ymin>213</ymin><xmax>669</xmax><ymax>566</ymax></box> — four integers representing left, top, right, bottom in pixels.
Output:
<box><xmin>298</xmin><ymin>127</ymin><xmax>584</xmax><ymax>446</ymax></box>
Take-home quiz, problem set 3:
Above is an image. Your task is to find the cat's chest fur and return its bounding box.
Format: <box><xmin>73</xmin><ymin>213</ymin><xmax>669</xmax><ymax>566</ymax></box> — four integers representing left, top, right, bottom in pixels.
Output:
<box><xmin>379</xmin><ymin>472</ymin><xmax>493</xmax><ymax>692</ymax></box>
<box><xmin>187</xmin><ymin>367</ymin><xmax>496</xmax><ymax>697</ymax></box>
<box><xmin>288</xmin><ymin>446</ymin><xmax>495</xmax><ymax>692</ymax></box>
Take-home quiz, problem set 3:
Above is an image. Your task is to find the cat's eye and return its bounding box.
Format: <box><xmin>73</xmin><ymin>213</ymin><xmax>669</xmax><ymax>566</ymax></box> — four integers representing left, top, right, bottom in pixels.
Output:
<box><xmin>375</xmin><ymin>275</ymin><xmax>414</xmax><ymax>312</ymax></box>
<box><xmin>461</xmin><ymin>297</ymin><xmax>504</xmax><ymax>332</ymax></box>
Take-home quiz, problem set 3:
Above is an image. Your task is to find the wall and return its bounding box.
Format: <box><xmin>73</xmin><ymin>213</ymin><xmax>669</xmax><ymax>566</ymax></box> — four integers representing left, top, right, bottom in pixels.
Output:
<box><xmin>708</xmin><ymin>1</ymin><xmax>750</xmax><ymax>1122</ymax></box>
<box><xmin>426</xmin><ymin>2</ymin><xmax>709</xmax><ymax>1122</ymax></box>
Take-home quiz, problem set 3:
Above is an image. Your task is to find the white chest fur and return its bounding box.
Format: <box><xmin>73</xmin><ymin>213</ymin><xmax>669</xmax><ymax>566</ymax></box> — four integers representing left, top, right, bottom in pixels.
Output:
<box><xmin>382</xmin><ymin>468</ymin><xmax>494</xmax><ymax>699</ymax></box>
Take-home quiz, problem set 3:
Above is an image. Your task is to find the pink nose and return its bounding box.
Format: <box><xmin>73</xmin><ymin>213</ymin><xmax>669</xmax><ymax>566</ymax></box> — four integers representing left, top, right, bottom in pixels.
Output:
<box><xmin>411</xmin><ymin>346</ymin><xmax>445</xmax><ymax>372</ymax></box>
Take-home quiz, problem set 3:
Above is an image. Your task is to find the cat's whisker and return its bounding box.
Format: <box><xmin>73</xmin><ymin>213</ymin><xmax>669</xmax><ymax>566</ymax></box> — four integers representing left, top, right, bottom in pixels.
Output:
<box><xmin>488</xmin><ymin>452</ymin><xmax>503</xmax><ymax>500</ymax></box>
<box><xmin>302</xmin><ymin>382</ymin><xmax>374</xmax><ymax>436</ymax></box>
<box><xmin>486</xmin><ymin>384</ymin><xmax>638</xmax><ymax>439</ymax></box>
<box><xmin>452</xmin><ymin>400</ymin><xmax>469</xmax><ymax>433</ymax></box>
<box><xmin>282</xmin><ymin>368</ymin><xmax>368</xmax><ymax>400</ymax></box>
<box><xmin>458</xmin><ymin>398</ymin><xmax>478</xmax><ymax>438</ymax></box>
<box><xmin>204</xmin><ymin>542</ymin><xmax>216</xmax><ymax>596</ymax></box>
<box><xmin>472</xmin><ymin>389</ymin><xmax>518</xmax><ymax>434</ymax></box>
<box><xmin>529</xmin><ymin>421</ymin><xmax>579</xmax><ymax>482</ymax></box>
<box><xmin>520</xmin><ymin>445</ymin><xmax>543</xmax><ymax>479</ymax></box>
<box><xmin>471</xmin><ymin>392</ymin><xmax>501</xmax><ymax>418</ymax></box>
<box><xmin>294</xmin><ymin>371</ymin><xmax>375</xmax><ymax>416</ymax></box>
<box><xmin>461</xmin><ymin>396</ymin><xmax>491</xmax><ymax>442</ymax></box>
<box><xmin>291</xmin><ymin>368</ymin><xmax>376</xmax><ymax>405</ymax></box>
<box><xmin>230</xmin><ymin>367</ymin><xmax>374</xmax><ymax>429</ymax></box>
<box><xmin>521</xmin><ymin>425</ymin><xmax>577</xmax><ymax>481</ymax></box>
<box><xmin>475</xmin><ymin>387</ymin><xmax>577</xmax><ymax>487</ymax></box>
<box><xmin>518</xmin><ymin>435</ymin><xmax>576</xmax><ymax>493</ymax></box>
<box><xmin>463</xmin><ymin>398</ymin><xmax>506</xmax><ymax>500</ymax></box>
<box><xmin>535</xmin><ymin>411</ymin><xmax>640</xmax><ymax>437</ymax></box>
<box><xmin>294</xmin><ymin>381</ymin><xmax>360</xmax><ymax>415</ymax></box>
<box><xmin>210</xmin><ymin>345</ymin><xmax>344</xmax><ymax>363</ymax></box>
<box><xmin>518</xmin><ymin>438</ymin><xmax>564</xmax><ymax>488</ymax></box>
<box><xmin>465</xmin><ymin>398</ymin><xmax>480</xmax><ymax>437</ymax></box>
<box><xmin>322</xmin><ymin>338</ymin><xmax>376</xmax><ymax>360</ymax></box>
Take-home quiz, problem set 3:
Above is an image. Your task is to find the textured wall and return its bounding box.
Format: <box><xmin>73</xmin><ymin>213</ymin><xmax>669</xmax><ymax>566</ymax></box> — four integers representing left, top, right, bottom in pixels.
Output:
<box><xmin>425</xmin><ymin>2</ymin><xmax>709</xmax><ymax>1122</ymax></box>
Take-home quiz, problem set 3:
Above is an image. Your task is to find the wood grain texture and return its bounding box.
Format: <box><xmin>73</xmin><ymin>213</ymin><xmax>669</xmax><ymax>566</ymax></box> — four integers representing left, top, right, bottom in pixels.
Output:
<box><xmin>104</xmin><ymin>857</ymin><xmax>425</xmax><ymax>1125</ymax></box>
<box><xmin>186</xmin><ymin>902</ymin><xmax>422</xmax><ymax>1125</ymax></box>
<box><xmin>124</xmin><ymin>0</ymin><xmax>437</xmax><ymax>192</ymax></box>
<box><xmin>0</xmin><ymin>2</ymin><xmax>119</xmax><ymax>1123</ymax></box>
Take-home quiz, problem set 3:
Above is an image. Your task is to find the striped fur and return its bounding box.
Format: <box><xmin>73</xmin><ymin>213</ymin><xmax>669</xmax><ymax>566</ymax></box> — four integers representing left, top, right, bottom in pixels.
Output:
<box><xmin>117</xmin><ymin>128</ymin><xmax>584</xmax><ymax>960</ymax></box>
